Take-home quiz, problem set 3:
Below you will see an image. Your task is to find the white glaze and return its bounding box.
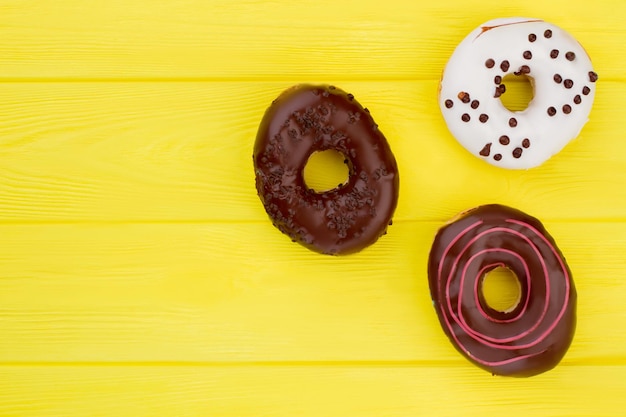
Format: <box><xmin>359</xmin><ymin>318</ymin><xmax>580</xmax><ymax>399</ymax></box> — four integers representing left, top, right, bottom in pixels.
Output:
<box><xmin>439</xmin><ymin>18</ymin><xmax>597</xmax><ymax>169</ymax></box>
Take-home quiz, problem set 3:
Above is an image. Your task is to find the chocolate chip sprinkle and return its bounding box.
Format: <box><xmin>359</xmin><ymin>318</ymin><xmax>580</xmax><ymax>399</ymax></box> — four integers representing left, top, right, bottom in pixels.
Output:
<box><xmin>529</xmin><ymin>33</ymin><xmax>537</xmax><ymax>42</ymax></box>
<box><xmin>544</xmin><ymin>29</ymin><xmax>552</xmax><ymax>38</ymax></box>
<box><xmin>563</xmin><ymin>104</ymin><xmax>572</xmax><ymax>114</ymax></box>
<box><xmin>566</xmin><ymin>51</ymin><xmax>576</xmax><ymax>61</ymax></box>
<box><xmin>494</xmin><ymin>84</ymin><xmax>506</xmax><ymax>98</ymax></box>
<box><xmin>547</xmin><ymin>106</ymin><xmax>557</xmax><ymax>116</ymax></box>
<box><xmin>589</xmin><ymin>71</ymin><xmax>598</xmax><ymax>82</ymax></box>
<box><xmin>458</xmin><ymin>91</ymin><xmax>470</xmax><ymax>103</ymax></box>
<box><xmin>347</xmin><ymin>93</ymin><xmax>354</xmax><ymax>100</ymax></box>
<box><xmin>509</xmin><ymin>117</ymin><xmax>518</xmax><ymax>127</ymax></box>
<box><xmin>462</xmin><ymin>113</ymin><xmax>470</xmax><ymax>122</ymax></box>
<box><xmin>554</xmin><ymin>74</ymin><xmax>562</xmax><ymax>84</ymax></box>
<box><xmin>494</xmin><ymin>75</ymin><xmax>502</xmax><ymax>84</ymax></box>
<box><xmin>582</xmin><ymin>86</ymin><xmax>591</xmax><ymax>95</ymax></box>
<box><xmin>564</xmin><ymin>79</ymin><xmax>574</xmax><ymax>89</ymax></box>
<box><xmin>514</xmin><ymin>65</ymin><xmax>531</xmax><ymax>76</ymax></box>
<box><xmin>550</xmin><ymin>49</ymin><xmax>559</xmax><ymax>58</ymax></box>
<box><xmin>512</xmin><ymin>147</ymin><xmax>523</xmax><ymax>158</ymax></box>
<box><xmin>445</xmin><ymin>99</ymin><xmax>454</xmax><ymax>108</ymax></box>
<box><xmin>499</xmin><ymin>135</ymin><xmax>510</xmax><ymax>145</ymax></box>
<box><xmin>522</xmin><ymin>138</ymin><xmax>531</xmax><ymax>148</ymax></box>
<box><xmin>500</xmin><ymin>60</ymin><xmax>510</xmax><ymax>72</ymax></box>
<box><xmin>485</xmin><ymin>58</ymin><xmax>495</xmax><ymax>68</ymax></box>
<box><xmin>523</xmin><ymin>50</ymin><xmax>532</xmax><ymax>60</ymax></box>
<box><xmin>479</xmin><ymin>114</ymin><xmax>489</xmax><ymax>123</ymax></box>
<box><xmin>471</xmin><ymin>100</ymin><xmax>480</xmax><ymax>109</ymax></box>
<box><xmin>479</xmin><ymin>143</ymin><xmax>492</xmax><ymax>157</ymax></box>
<box><xmin>494</xmin><ymin>153</ymin><xmax>502</xmax><ymax>161</ymax></box>
<box><xmin>574</xmin><ymin>95</ymin><xmax>582</xmax><ymax>104</ymax></box>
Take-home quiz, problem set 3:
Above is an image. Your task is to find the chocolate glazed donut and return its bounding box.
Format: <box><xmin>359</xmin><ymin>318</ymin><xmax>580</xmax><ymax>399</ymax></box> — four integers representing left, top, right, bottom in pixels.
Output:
<box><xmin>253</xmin><ymin>85</ymin><xmax>399</xmax><ymax>255</ymax></box>
<box><xmin>428</xmin><ymin>205</ymin><xmax>576</xmax><ymax>377</ymax></box>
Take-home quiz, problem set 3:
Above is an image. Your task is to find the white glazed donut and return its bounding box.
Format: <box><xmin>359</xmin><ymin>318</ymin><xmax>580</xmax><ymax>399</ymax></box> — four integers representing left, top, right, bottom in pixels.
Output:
<box><xmin>439</xmin><ymin>18</ymin><xmax>598</xmax><ymax>169</ymax></box>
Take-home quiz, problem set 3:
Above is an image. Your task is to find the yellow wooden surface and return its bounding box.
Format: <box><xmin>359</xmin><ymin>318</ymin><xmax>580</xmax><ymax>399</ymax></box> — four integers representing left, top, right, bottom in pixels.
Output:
<box><xmin>1</xmin><ymin>0</ymin><xmax>626</xmax><ymax>415</ymax></box>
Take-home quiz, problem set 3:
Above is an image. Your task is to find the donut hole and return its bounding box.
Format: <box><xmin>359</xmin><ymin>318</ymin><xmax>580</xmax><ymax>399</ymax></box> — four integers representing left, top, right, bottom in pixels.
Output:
<box><xmin>303</xmin><ymin>150</ymin><xmax>350</xmax><ymax>193</ymax></box>
<box><xmin>499</xmin><ymin>74</ymin><xmax>535</xmax><ymax>112</ymax></box>
<box><xmin>481</xmin><ymin>267</ymin><xmax>522</xmax><ymax>313</ymax></box>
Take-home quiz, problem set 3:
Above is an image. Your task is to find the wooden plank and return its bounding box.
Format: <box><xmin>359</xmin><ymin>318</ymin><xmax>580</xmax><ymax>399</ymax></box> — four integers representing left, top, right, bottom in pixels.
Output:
<box><xmin>1</xmin><ymin>221</ymin><xmax>625</xmax><ymax>363</ymax></box>
<box><xmin>0</xmin><ymin>0</ymin><xmax>623</xmax><ymax>80</ymax></box>
<box><xmin>1</xmin><ymin>1</ymin><xmax>624</xmax><ymax>415</ymax></box>
<box><xmin>0</xmin><ymin>81</ymin><xmax>623</xmax><ymax>222</ymax></box>
<box><xmin>1</xmin><ymin>364</ymin><xmax>625</xmax><ymax>417</ymax></box>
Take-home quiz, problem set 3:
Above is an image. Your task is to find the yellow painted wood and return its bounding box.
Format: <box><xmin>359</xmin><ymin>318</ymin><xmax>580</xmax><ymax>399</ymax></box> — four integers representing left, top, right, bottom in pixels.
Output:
<box><xmin>1</xmin><ymin>0</ymin><xmax>625</xmax><ymax>80</ymax></box>
<box><xmin>0</xmin><ymin>222</ymin><xmax>625</xmax><ymax>363</ymax></box>
<box><xmin>1</xmin><ymin>0</ymin><xmax>626</xmax><ymax>415</ymax></box>
<box><xmin>0</xmin><ymin>81</ymin><xmax>624</xmax><ymax>222</ymax></box>
<box><xmin>2</xmin><ymin>365</ymin><xmax>626</xmax><ymax>417</ymax></box>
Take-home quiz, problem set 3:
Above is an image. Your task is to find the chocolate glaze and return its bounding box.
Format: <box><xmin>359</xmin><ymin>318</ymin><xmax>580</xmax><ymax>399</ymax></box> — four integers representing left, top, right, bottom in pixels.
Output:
<box><xmin>428</xmin><ymin>205</ymin><xmax>576</xmax><ymax>377</ymax></box>
<box><xmin>253</xmin><ymin>85</ymin><xmax>399</xmax><ymax>255</ymax></box>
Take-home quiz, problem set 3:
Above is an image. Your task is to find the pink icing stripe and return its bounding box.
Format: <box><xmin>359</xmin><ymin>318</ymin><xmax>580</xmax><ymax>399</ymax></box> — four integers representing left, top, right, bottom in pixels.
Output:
<box><xmin>473</xmin><ymin>262</ymin><xmax>509</xmax><ymax>322</ymax></box>
<box><xmin>439</xmin><ymin>300</ymin><xmax>545</xmax><ymax>368</ymax></box>
<box><xmin>437</xmin><ymin>220</ymin><xmax>483</xmax><ymax>279</ymax></box>
<box><xmin>506</xmin><ymin>218</ymin><xmax>571</xmax><ymax>331</ymax></box>
<box><xmin>466</xmin><ymin>249</ymin><xmax>531</xmax><ymax>323</ymax></box>
<box><xmin>506</xmin><ymin>219</ymin><xmax>571</xmax><ymax>284</ymax></box>
<box><xmin>451</xmin><ymin>248</ymin><xmax>532</xmax><ymax>344</ymax></box>
<box><xmin>444</xmin><ymin>226</ymin><xmax>551</xmax><ymax>347</ymax></box>
<box><xmin>436</xmin><ymin>218</ymin><xmax>571</xmax><ymax>367</ymax></box>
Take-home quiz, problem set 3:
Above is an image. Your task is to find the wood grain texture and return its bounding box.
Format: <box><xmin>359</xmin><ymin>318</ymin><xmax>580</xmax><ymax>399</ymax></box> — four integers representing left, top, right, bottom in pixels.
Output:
<box><xmin>1</xmin><ymin>0</ymin><xmax>626</xmax><ymax>415</ymax></box>
<box><xmin>1</xmin><ymin>81</ymin><xmax>624</xmax><ymax>222</ymax></box>
<box><xmin>0</xmin><ymin>222</ymin><xmax>625</xmax><ymax>363</ymax></box>
<box><xmin>1</xmin><ymin>0</ymin><xmax>625</xmax><ymax>80</ymax></box>
<box><xmin>1</xmin><ymin>365</ymin><xmax>625</xmax><ymax>417</ymax></box>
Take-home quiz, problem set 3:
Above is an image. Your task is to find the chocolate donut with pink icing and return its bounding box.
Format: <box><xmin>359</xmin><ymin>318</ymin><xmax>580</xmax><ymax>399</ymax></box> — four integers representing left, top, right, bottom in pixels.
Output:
<box><xmin>428</xmin><ymin>204</ymin><xmax>576</xmax><ymax>377</ymax></box>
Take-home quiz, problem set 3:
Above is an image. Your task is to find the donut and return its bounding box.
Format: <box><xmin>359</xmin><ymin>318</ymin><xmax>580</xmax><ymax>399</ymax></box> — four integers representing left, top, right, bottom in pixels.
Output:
<box><xmin>439</xmin><ymin>18</ymin><xmax>598</xmax><ymax>169</ymax></box>
<box><xmin>427</xmin><ymin>204</ymin><xmax>576</xmax><ymax>377</ymax></box>
<box><xmin>253</xmin><ymin>85</ymin><xmax>399</xmax><ymax>255</ymax></box>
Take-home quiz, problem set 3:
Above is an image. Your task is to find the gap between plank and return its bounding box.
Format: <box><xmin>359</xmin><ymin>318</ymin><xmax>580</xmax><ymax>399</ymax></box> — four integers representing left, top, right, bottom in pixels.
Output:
<box><xmin>0</xmin><ymin>76</ymin><xmax>432</xmax><ymax>83</ymax></box>
<box><xmin>0</xmin><ymin>218</ymin><xmax>624</xmax><ymax>226</ymax></box>
<box><xmin>0</xmin><ymin>76</ymin><xmax>622</xmax><ymax>83</ymax></box>
<box><xmin>1</xmin><ymin>359</ymin><xmax>624</xmax><ymax>367</ymax></box>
